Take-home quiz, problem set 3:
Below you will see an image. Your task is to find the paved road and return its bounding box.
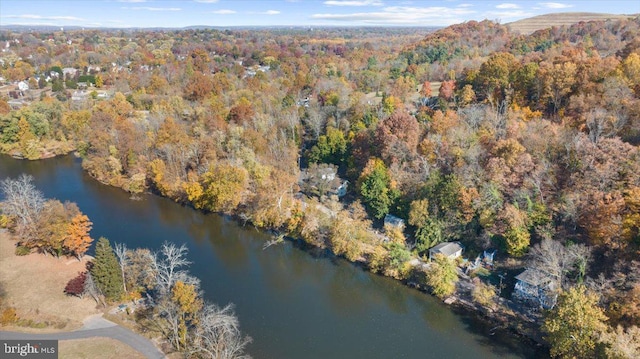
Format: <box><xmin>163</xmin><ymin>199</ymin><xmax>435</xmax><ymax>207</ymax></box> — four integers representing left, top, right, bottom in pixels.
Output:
<box><xmin>0</xmin><ymin>315</ymin><xmax>165</xmax><ymax>359</ymax></box>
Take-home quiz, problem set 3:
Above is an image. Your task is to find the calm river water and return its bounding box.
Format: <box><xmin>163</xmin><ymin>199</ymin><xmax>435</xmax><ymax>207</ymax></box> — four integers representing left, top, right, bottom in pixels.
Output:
<box><xmin>0</xmin><ymin>155</ymin><xmax>544</xmax><ymax>358</ymax></box>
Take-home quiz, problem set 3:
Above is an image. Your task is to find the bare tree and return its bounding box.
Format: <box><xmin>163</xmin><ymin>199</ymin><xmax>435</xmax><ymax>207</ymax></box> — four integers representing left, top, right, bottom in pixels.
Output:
<box><xmin>567</xmin><ymin>243</ymin><xmax>592</xmax><ymax>284</ymax></box>
<box><xmin>152</xmin><ymin>242</ymin><xmax>198</xmax><ymax>295</ymax></box>
<box><xmin>0</xmin><ymin>174</ymin><xmax>45</xmax><ymax>235</ymax></box>
<box><xmin>586</xmin><ymin>108</ymin><xmax>609</xmax><ymax>143</ymax></box>
<box><xmin>155</xmin><ymin>296</ymin><xmax>183</xmax><ymax>350</ymax></box>
<box><xmin>114</xmin><ymin>242</ymin><xmax>129</xmax><ymax>294</ymax></box>
<box><xmin>83</xmin><ymin>271</ymin><xmax>105</xmax><ymax>307</ymax></box>
<box><xmin>191</xmin><ymin>303</ymin><xmax>252</xmax><ymax>359</ymax></box>
<box><xmin>528</xmin><ymin>238</ymin><xmax>592</xmax><ymax>290</ymax></box>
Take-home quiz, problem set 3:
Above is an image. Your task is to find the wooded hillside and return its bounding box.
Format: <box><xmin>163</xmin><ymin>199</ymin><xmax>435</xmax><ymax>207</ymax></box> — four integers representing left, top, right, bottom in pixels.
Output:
<box><xmin>1</xmin><ymin>15</ymin><xmax>639</xmax><ymax>357</ymax></box>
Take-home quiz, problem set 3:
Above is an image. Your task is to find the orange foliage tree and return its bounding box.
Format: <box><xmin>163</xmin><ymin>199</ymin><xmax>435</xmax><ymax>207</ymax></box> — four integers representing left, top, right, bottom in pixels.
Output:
<box><xmin>64</xmin><ymin>214</ymin><xmax>94</xmax><ymax>260</ymax></box>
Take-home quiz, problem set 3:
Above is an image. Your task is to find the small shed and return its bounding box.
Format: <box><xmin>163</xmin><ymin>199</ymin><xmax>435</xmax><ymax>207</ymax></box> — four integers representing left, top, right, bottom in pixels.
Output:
<box><xmin>514</xmin><ymin>268</ymin><xmax>558</xmax><ymax>309</ymax></box>
<box><xmin>429</xmin><ymin>242</ymin><xmax>463</xmax><ymax>261</ymax></box>
<box><xmin>384</xmin><ymin>214</ymin><xmax>405</xmax><ymax>229</ymax></box>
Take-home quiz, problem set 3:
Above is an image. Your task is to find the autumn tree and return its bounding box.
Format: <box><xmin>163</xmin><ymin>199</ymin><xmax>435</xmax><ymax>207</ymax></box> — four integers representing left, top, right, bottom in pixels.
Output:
<box><xmin>420</xmin><ymin>80</ymin><xmax>432</xmax><ymax>97</ymax></box>
<box><xmin>17</xmin><ymin>117</ymin><xmax>39</xmax><ymax>159</ymax></box>
<box><xmin>375</xmin><ymin>110</ymin><xmax>420</xmax><ymax>164</ymax></box>
<box><xmin>500</xmin><ymin>203</ymin><xmax>530</xmax><ymax>257</ymax></box>
<box><xmin>63</xmin><ymin>214</ymin><xmax>93</xmax><ymax>260</ymax></box>
<box><xmin>184</xmin><ymin>72</ymin><xmax>213</xmax><ymax>102</ymax></box>
<box><xmin>543</xmin><ymin>285</ymin><xmax>608</xmax><ymax>358</ymax></box>
<box><xmin>425</xmin><ymin>253</ymin><xmax>459</xmax><ymax>299</ymax></box>
<box><xmin>473</xmin><ymin>52</ymin><xmax>516</xmax><ymax>103</ymax></box>
<box><xmin>541</xmin><ymin>60</ymin><xmax>577</xmax><ymax>116</ymax></box>
<box><xmin>185</xmin><ymin>163</ymin><xmax>248</xmax><ymax>213</ymax></box>
<box><xmin>171</xmin><ymin>281</ymin><xmax>203</xmax><ymax>350</ymax></box>
<box><xmin>472</xmin><ymin>279</ymin><xmax>497</xmax><ymax>310</ymax></box>
<box><xmin>227</xmin><ymin>97</ymin><xmax>255</xmax><ymax>125</ymax></box>
<box><xmin>64</xmin><ymin>271</ymin><xmax>87</xmax><ymax>298</ymax></box>
<box><xmin>438</xmin><ymin>80</ymin><xmax>455</xmax><ymax>102</ymax></box>
<box><xmin>125</xmin><ymin>248</ymin><xmax>156</xmax><ymax>295</ymax></box>
<box><xmin>601</xmin><ymin>325</ymin><xmax>640</xmax><ymax>359</ymax></box>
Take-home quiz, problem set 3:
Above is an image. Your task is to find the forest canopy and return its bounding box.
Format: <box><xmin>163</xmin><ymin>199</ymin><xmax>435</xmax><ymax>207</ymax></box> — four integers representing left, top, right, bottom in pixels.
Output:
<box><xmin>1</xmin><ymin>16</ymin><xmax>639</xmax><ymax>357</ymax></box>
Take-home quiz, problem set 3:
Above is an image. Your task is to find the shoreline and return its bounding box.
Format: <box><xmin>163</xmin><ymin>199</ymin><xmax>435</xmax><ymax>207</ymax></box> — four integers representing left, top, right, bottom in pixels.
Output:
<box><xmin>2</xmin><ymin>155</ymin><xmax>550</xmax><ymax>356</ymax></box>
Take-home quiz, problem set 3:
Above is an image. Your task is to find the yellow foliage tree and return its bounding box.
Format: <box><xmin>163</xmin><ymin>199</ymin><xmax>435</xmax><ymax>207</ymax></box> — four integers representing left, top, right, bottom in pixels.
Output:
<box><xmin>198</xmin><ymin>164</ymin><xmax>248</xmax><ymax>213</ymax></box>
<box><xmin>543</xmin><ymin>285</ymin><xmax>607</xmax><ymax>358</ymax></box>
<box><xmin>63</xmin><ymin>213</ymin><xmax>93</xmax><ymax>260</ymax></box>
<box><xmin>171</xmin><ymin>281</ymin><xmax>203</xmax><ymax>349</ymax></box>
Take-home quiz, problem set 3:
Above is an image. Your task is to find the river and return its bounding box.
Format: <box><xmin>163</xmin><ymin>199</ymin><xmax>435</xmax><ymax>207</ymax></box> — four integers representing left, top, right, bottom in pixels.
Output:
<box><xmin>0</xmin><ymin>155</ymin><xmax>544</xmax><ymax>358</ymax></box>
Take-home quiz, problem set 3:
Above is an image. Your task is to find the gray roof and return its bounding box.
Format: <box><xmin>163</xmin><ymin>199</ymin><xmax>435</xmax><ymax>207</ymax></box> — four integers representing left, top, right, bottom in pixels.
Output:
<box><xmin>384</xmin><ymin>214</ymin><xmax>405</xmax><ymax>227</ymax></box>
<box><xmin>429</xmin><ymin>242</ymin><xmax>463</xmax><ymax>257</ymax></box>
<box><xmin>515</xmin><ymin>268</ymin><xmax>555</xmax><ymax>287</ymax></box>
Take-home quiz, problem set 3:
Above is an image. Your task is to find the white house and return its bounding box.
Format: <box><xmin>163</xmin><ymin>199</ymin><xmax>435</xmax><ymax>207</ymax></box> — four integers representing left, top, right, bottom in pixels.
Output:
<box><xmin>429</xmin><ymin>242</ymin><xmax>464</xmax><ymax>261</ymax></box>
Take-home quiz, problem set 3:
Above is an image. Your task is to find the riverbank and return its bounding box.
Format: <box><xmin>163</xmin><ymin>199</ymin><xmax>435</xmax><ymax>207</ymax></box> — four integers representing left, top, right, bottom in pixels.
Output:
<box><xmin>0</xmin><ymin>230</ymin><xmax>153</xmax><ymax>358</ymax></box>
<box><xmin>85</xmin><ymin>165</ymin><xmax>551</xmax><ymax>354</ymax></box>
<box><xmin>1</xmin><ymin>154</ymin><xmax>546</xmax><ymax>358</ymax></box>
<box><xmin>0</xmin><ymin>140</ymin><xmax>74</xmax><ymax>161</ymax></box>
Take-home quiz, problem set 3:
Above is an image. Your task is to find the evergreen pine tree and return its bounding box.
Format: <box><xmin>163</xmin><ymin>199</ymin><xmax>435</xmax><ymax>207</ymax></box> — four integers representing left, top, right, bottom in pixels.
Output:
<box><xmin>90</xmin><ymin>237</ymin><xmax>123</xmax><ymax>301</ymax></box>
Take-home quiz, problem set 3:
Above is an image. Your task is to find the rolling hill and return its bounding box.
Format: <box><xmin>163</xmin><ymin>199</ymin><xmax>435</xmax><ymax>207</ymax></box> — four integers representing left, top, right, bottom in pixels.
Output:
<box><xmin>507</xmin><ymin>12</ymin><xmax>638</xmax><ymax>34</ymax></box>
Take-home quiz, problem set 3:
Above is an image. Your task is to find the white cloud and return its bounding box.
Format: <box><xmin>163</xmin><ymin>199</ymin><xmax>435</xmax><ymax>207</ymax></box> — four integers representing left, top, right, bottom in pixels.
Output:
<box><xmin>211</xmin><ymin>9</ymin><xmax>236</xmax><ymax>14</ymax></box>
<box><xmin>496</xmin><ymin>3</ymin><xmax>520</xmax><ymax>9</ymax></box>
<box><xmin>485</xmin><ymin>9</ymin><xmax>535</xmax><ymax>21</ymax></box>
<box><xmin>193</xmin><ymin>0</ymin><xmax>220</xmax><ymax>3</ymax></box>
<box><xmin>125</xmin><ymin>7</ymin><xmax>182</xmax><ymax>11</ymax></box>
<box><xmin>324</xmin><ymin>1</ymin><xmax>384</xmax><ymax>6</ymax></box>
<box><xmin>3</xmin><ymin>14</ymin><xmax>86</xmax><ymax>21</ymax></box>
<box><xmin>247</xmin><ymin>10</ymin><xmax>281</xmax><ymax>15</ymax></box>
<box><xmin>312</xmin><ymin>6</ymin><xmax>475</xmax><ymax>25</ymax></box>
<box><xmin>538</xmin><ymin>2</ymin><xmax>574</xmax><ymax>9</ymax></box>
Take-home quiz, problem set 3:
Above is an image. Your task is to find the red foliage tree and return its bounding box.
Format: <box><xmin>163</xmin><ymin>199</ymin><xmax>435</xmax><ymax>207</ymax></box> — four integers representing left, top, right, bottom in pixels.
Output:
<box><xmin>375</xmin><ymin>110</ymin><xmax>420</xmax><ymax>165</ymax></box>
<box><xmin>64</xmin><ymin>271</ymin><xmax>87</xmax><ymax>298</ymax></box>
<box><xmin>439</xmin><ymin>80</ymin><xmax>456</xmax><ymax>101</ymax></box>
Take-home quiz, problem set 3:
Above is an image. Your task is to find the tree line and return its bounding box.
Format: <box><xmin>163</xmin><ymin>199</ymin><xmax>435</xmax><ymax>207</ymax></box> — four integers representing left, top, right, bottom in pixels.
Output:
<box><xmin>0</xmin><ymin>175</ymin><xmax>250</xmax><ymax>358</ymax></box>
<box><xmin>1</xmin><ymin>17</ymin><xmax>639</xmax><ymax>357</ymax></box>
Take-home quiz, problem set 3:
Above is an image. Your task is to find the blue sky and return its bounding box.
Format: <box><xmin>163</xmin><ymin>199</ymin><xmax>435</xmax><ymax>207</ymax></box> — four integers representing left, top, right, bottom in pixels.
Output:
<box><xmin>0</xmin><ymin>1</ymin><xmax>638</xmax><ymax>28</ymax></box>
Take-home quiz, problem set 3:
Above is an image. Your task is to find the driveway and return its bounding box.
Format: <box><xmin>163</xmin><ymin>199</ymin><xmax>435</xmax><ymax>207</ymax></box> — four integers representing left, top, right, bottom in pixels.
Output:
<box><xmin>0</xmin><ymin>315</ymin><xmax>165</xmax><ymax>359</ymax></box>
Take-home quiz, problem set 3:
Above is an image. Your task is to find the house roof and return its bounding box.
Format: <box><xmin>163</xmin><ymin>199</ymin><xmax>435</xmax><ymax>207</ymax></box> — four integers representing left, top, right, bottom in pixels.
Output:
<box><xmin>429</xmin><ymin>242</ymin><xmax>463</xmax><ymax>257</ymax></box>
<box><xmin>384</xmin><ymin>214</ymin><xmax>405</xmax><ymax>227</ymax></box>
<box><xmin>515</xmin><ymin>268</ymin><xmax>555</xmax><ymax>287</ymax></box>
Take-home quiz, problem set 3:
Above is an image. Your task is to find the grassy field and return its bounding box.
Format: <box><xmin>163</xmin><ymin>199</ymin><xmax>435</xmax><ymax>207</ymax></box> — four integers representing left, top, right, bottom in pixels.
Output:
<box><xmin>0</xmin><ymin>230</ymin><xmax>100</xmax><ymax>331</ymax></box>
<box><xmin>507</xmin><ymin>12</ymin><xmax>638</xmax><ymax>34</ymax></box>
<box><xmin>58</xmin><ymin>337</ymin><xmax>146</xmax><ymax>359</ymax></box>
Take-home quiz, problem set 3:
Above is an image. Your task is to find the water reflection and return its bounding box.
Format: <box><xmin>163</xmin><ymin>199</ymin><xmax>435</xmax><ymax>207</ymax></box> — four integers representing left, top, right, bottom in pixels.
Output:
<box><xmin>0</xmin><ymin>155</ymin><xmax>543</xmax><ymax>359</ymax></box>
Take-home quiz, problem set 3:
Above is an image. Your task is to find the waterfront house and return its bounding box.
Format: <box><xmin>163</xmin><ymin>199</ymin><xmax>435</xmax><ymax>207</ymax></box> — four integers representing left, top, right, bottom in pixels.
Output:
<box><xmin>429</xmin><ymin>242</ymin><xmax>464</xmax><ymax>261</ymax></box>
<box><xmin>513</xmin><ymin>268</ymin><xmax>558</xmax><ymax>309</ymax></box>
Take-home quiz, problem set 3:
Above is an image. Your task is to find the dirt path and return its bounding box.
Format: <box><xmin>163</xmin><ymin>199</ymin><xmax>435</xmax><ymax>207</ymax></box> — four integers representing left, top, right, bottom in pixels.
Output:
<box><xmin>0</xmin><ymin>315</ymin><xmax>165</xmax><ymax>359</ymax></box>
